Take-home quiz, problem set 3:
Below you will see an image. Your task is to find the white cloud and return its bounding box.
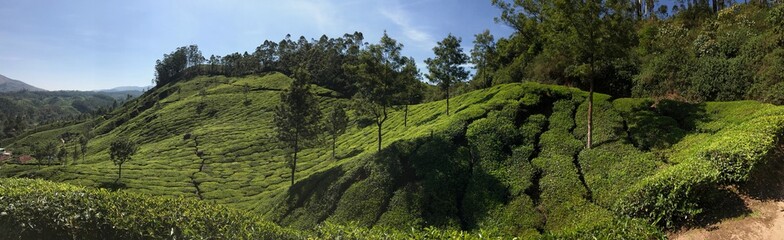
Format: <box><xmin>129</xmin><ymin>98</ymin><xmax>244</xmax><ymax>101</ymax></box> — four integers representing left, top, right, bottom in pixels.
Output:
<box><xmin>379</xmin><ymin>1</ymin><xmax>435</xmax><ymax>50</ymax></box>
<box><xmin>286</xmin><ymin>0</ymin><xmax>342</xmax><ymax>34</ymax></box>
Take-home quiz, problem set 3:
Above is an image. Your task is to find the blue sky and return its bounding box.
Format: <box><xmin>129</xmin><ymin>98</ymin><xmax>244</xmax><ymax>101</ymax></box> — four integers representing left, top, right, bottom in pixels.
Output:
<box><xmin>0</xmin><ymin>0</ymin><xmax>514</xmax><ymax>91</ymax></box>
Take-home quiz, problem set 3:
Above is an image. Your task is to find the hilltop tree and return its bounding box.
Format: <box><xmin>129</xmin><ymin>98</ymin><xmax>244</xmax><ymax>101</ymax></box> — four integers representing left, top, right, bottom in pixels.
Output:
<box><xmin>399</xmin><ymin>58</ymin><xmax>424</xmax><ymax>127</ymax></box>
<box><xmin>539</xmin><ymin>0</ymin><xmax>635</xmax><ymax>149</ymax></box>
<box><xmin>243</xmin><ymin>83</ymin><xmax>251</xmax><ymax>106</ymax></box>
<box><xmin>325</xmin><ymin>103</ymin><xmax>349</xmax><ymax>160</ymax></box>
<box><xmin>72</xmin><ymin>145</ymin><xmax>79</xmax><ymax>164</ymax></box>
<box><xmin>348</xmin><ymin>32</ymin><xmax>410</xmax><ymax>152</ymax></box>
<box><xmin>154</xmin><ymin>45</ymin><xmax>204</xmax><ymax>86</ymax></box>
<box><xmin>57</xmin><ymin>146</ymin><xmax>67</xmax><ymax>165</ymax></box>
<box><xmin>493</xmin><ymin>0</ymin><xmax>635</xmax><ymax>149</ymax></box>
<box><xmin>79</xmin><ymin>135</ymin><xmax>88</xmax><ymax>163</ymax></box>
<box><xmin>109</xmin><ymin>139</ymin><xmax>138</xmax><ymax>183</ymax></box>
<box><xmin>470</xmin><ymin>30</ymin><xmax>498</xmax><ymax>89</ymax></box>
<box><xmin>425</xmin><ymin>34</ymin><xmax>470</xmax><ymax>115</ymax></box>
<box><xmin>274</xmin><ymin>67</ymin><xmax>322</xmax><ymax>185</ymax></box>
<box><xmin>33</xmin><ymin>142</ymin><xmax>57</xmax><ymax>165</ymax></box>
<box><xmin>58</xmin><ymin>132</ymin><xmax>78</xmax><ymax>165</ymax></box>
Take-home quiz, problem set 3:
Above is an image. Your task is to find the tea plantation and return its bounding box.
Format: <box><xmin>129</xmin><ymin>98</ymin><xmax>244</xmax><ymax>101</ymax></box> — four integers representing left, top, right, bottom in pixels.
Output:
<box><xmin>1</xmin><ymin>72</ymin><xmax>782</xmax><ymax>239</ymax></box>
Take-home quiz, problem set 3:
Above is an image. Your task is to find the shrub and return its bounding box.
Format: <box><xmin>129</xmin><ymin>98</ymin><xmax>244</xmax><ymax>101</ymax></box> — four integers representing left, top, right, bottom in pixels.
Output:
<box><xmin>619</xmin><ymin>109</ymin><xmax>784</xmax><ymax>228</ymax></box>
<box><xmin>533</xmin><ymin>154</ymin><xmax>586</xmax><ymax>205</ymax></box>
<box><xmin>328</xmin><ymin>174</ymin><xmax>393</xmax><ymax>227</ymax></box>
<box><xmin>374</xmin><ymin>183</ymin><xmax>425</xmax><ymax>229</ymax></box>
<box><xmin>538</xmin><ymin>130</ymin><xmax>583</xmax><ymax>158</ymax></box>
<box><xmin>574</xmin><ymin>99</ymin><xmax>625</xmax><ymax>147</ymax></box>
<box><xmin>519</xmin><ymin>114</ymin><xmax>547</xmax><ymax>144</ymax></box>
<box><xmin>544</xmin><ymin>217</ymin><xmax>665</xmax><ymax>240</ymax></box>
<box><xmin>466</xmin><ymin>114</ymin><xmax>519</xmax><ymax>163</ymax></box>
<box><xmin>410</xmin><ymin>138</ymin><xmax>466</xmax><ymax>228</ymax></box>
<box><xmin>633</xmin><ymin>114</ymin><xmax>684</xmax><ymax>150</ymax></box>
<box><xmin>578</xmin><ymin>142</ymin><xmax>660</xmax><ymax>208</ymax></box>
<box><xmin>617</xmin><ymin>159</ymin><xmax>719</xmax><ymax>228</ymax></box>
<box><xmin>480</xmin><ymin>195</ymin><xmax>542</xmax><ymax>238</ymax></box>
<box><xmin>0</xmin><ymin>178</ymin><xmax>301</xmax><ymax>239</ymax></box>
<box><xmin>548</xmin><ymin>100</ymin><xmax>577</xmax><ymax>131</ymax></box>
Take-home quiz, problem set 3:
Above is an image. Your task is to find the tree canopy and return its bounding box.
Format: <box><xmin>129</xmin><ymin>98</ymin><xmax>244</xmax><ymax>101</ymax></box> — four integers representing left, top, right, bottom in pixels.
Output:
<box><xmin>426</xmin><ymin>34</ymin><xmax>470</xmax><ymax>116</ymax></box>
<box><xmin>109</xmin><ymin>139</ymin><xmax>138</xmax><ymax>182</ymax></box>
<box><xmin>274</xmin><ymin>67</ymin><xmax>322</xmax><ymax>185</ymax></box>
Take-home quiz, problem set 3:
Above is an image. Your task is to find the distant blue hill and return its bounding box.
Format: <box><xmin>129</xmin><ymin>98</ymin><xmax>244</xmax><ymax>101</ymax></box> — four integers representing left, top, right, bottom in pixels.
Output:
<box><xmin>0</xmin><ymin>74</ymin><xmax>46</xmax><ymax>92</ymax></box>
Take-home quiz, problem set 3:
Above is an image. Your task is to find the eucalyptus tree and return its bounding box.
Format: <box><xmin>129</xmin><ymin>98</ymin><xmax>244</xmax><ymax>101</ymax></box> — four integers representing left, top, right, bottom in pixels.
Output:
<box><xmin>348</xmin><ymin>32</ymin><xmax>412</xmax><ymax>152</ymax></box>
<box><xmin>274</xmin><ymin>67</ymin><xmax>322</xmax><ymax>185</ymax></box>
<box><xmin>425</xmin><ymin>34</ymin><xmax>470</xmax><ymax>116</ymax></box>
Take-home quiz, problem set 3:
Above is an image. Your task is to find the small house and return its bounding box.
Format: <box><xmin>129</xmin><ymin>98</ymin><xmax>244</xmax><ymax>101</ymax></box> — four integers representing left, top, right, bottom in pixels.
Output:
<box><xmin>0</xmin><ymin>148</ymin><xmax>10</xmax><ymax>162</ymax></box>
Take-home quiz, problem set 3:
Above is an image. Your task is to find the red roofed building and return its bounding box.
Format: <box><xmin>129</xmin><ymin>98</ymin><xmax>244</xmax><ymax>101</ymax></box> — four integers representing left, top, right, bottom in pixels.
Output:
<box><xmin>17</xmin><ymin>155</ymin><xmax>33</xmax><ymax>164</ymax></box>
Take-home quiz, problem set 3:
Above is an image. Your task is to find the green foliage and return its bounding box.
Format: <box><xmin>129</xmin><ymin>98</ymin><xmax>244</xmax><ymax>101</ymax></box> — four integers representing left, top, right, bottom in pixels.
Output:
<box><xmin>578</xmin><ymin>142</ymin><xmax>660</xmax><ymax>208</ymax></box>
<box><xmin>0</xmin><ymin>178</ymin><xmax>302</xmax><ymax>239</ymax></box>
<box><xmin>154</xmin><ymin>45</ymin><xmax>204</xmax><ymax>86</ymax></box>
<box><xmin>520</xmin><ymin>114</ymin><xmax>546</xmax><ymax>143</ymax></box>
<box><xmin>486</xmin><ymin>2</ymin><xmax>784</xmax><ymax>105</ymax></box>
<box><xmin>32</xmin><ymin>141</ymin><xmax>58</xmax><ymax>165</ymax></box>
<box><xmin>4</xmin><ymin>64</ymin><xmax>784</xmax><ymax>239</ymax></box>
<box><xmin>544</xmin><ymin>217</ymin><xmax>665</xmax><ymax>240</ymax></box>
<box><xmin>688</xmin><ymin>57</ymin><xmax>749</xmax><ymax>101</ymax></box>
<box><xmin>0</xmin><ymin>91</ymin><xmax>131</xmax><ymax>142</ymax></box>
<box><xmin>470</xmin><ymin>30</ymin><xmax>498</xmax><ymax>90</ymax></box>
<box><xmin>349</xmin><ymin>32</ymin><xmax>416</xmax><ymax>151</ymax></box>
<box><xmin>619</xmin><ymin>105</ymin><xmax>784</xmax><ymax>228</ymax></box>
<box><xmin>109</xmin><ymin>138</ymin><xmax>137</xmax><ymax>181</ymax></box>
<box><xmin>326</xmin><ymin>103</ymin><xmax>350</xmax><ymax>159</ymax></box>
<box><xmin>426</xmin><ymin>34</ymin><xmax>471</xmax><ymax>115</ymax></box>
<box><xmin>274</xmin><ymin>71</ymin><xmax>322</xmax><ymax>185</ymax></box>
<box><xmin>574</xmin><ymin>94</ymin><xmax>625</xmax><ymax>146</ymax></box>
<box><xmin>748</xmin><ymin>48</ymin><xmax>784</xmax><ymax>105</ymax></box>
<box><xmin>466</xmin><ymin>111</ymin><xmax>519</xmax><ymax>163</ymax></box>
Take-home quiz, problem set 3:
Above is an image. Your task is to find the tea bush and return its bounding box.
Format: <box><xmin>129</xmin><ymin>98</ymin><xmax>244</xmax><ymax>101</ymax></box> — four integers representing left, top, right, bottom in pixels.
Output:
<box><xmin>0</xmin><ymin>178</ymin><xmax>302</xmax><ymax>240</ymax></box>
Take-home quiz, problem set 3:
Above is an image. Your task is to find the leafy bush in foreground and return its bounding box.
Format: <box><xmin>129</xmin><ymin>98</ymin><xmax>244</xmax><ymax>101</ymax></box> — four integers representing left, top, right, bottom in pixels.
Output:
<box><xmin>0</xmin><ymin>178</ymin><xmax>301</xmax><ymax>240</ymax></box>
<box><xmin>619</xmin><ymin>107</ymin><xmax>784</xmax><ymax>228</ymax></box>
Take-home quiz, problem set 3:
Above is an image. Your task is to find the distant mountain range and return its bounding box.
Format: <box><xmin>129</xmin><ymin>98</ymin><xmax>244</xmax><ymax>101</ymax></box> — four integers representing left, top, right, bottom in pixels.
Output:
<box><xmin>0</xmin><ymin>74</ymin><xmax>151</xmax><ymax>93</ymax></box>
<box><xmin>0</xmin><ymin>74</ymin><xmax>46</xmax><ymax>92</ymax></box>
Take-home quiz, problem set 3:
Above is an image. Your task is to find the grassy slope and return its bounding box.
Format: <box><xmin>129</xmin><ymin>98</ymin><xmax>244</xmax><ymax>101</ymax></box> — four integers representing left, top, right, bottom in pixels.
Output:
<box><xmin>0</xmin><ymin>73</ymin><xmax>508</xmax><ymax>213</ymax></box>
<box><xmin>2</xmin><ymin>73</ymin><xmax>783</xmax><ymax>238</ymax></box>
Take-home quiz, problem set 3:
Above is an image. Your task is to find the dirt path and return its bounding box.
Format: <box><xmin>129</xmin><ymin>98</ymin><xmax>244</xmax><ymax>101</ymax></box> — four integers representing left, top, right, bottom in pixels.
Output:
<box><xmin>671</xmin><ymin>198</ymin><xmax>784</xmax><ymax>240</ymax></box>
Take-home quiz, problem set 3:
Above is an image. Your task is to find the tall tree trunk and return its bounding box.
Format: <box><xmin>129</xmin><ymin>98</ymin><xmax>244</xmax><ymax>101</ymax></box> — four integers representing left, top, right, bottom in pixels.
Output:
<box><xmin>446</xmin><ymin>89</ymin><xmax>450</xmax><ymax>116</ymax></box>
<box><xmin>292</xmin><ymin>140</ymin><xmax>298</xmax><ymax>185</ymax></box>
<box><xmin>377</xmin><ymin>122</ymin><xmax>382</xmax><ymax>152</ymax></box>
<box><xmin>635</xmin><ymin>0</ymin><xmax>641</xmax><ymax>19</ymax></box>
<box><xmin>116</xmin><ymin>163</ymin><xmax>122</xmax><ymax>183</ymax></box>
<box><xmin>587</xmin><ymin>79</ymin><xmax>594</xmax><ymax>149</ymax></box>
<box><xmin>332</xmin><ymin>134</ymin><xmax>336</xmax><ymax>160</ymax></box>
<box><xmin>377</xmin><ymin>106</ymin><xmax>388</xmax><ymax>152</ymax></box>
<box><xmin>404</xmin><ymin>104</ymin><xmax>408</xmax><ymax>127</ymax></box>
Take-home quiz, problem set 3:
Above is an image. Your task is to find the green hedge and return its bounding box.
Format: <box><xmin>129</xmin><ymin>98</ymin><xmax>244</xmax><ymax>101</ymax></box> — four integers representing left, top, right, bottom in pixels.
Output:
<box><xmin>467</xmin><ymin>111</ymin><xmax>520</xmax><ymax>163</ymax></box>
<box><xmin>578</xmin><ymin>142</ymin><xmax>660</xmax><ymax>208</ymax></box>
<box><xmin>548</xmin><ymin>100</ymin><xmax>577</xmax><ymax>131</ymax></box>
<box><xmin>574</xmin><ymin>99</ymin><xmax>625</xmax><ymax>147</ymax></box>
<box><xmin>0</xmin><ymin>178</ymin><xmax>301</xmax><ymax>239</ymax></box>
<box><xmin>619</xmin><ymin>108</ymin><xmax>784</xmax><ymax>228</ymax></box>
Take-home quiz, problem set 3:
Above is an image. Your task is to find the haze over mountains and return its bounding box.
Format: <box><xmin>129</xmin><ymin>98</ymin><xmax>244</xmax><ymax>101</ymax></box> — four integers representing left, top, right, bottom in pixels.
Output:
<box><xmin>97</xmin><ymin>86</ymin><xmax>151</xmax><ymax>92</ymax></box>
<box><xmin>0</xmin><ymin>73</ymin><xmax>150</xmax><ymax>93</ymax></box>
<box><xmin>0</xmin><ymin>74</ymin><xmax>45</xmax><ymax>92</ymax></box>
